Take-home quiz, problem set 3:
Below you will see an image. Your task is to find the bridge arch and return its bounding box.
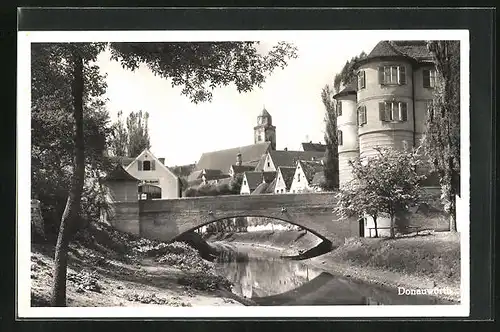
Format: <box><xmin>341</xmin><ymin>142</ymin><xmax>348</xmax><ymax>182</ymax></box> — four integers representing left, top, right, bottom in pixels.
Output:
<box><xmin>133</xmin><ymin>193</ymin><xmax>357</xmax><ymax>244</ymax></box>
<box><xmin>175</xmin><ymin>214</ymin><xmax>330</xmax><ymax>243</ymax></box>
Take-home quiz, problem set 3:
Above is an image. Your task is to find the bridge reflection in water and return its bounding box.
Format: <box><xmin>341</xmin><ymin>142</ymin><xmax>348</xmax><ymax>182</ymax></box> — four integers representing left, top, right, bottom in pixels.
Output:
<box><xmin>213</xmin><ymin>245</ymin><xmax>454</xmax><ymax>306</ymax></box>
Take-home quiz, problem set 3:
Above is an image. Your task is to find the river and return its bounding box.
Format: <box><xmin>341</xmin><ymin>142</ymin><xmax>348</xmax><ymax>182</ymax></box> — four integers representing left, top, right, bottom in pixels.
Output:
<box><xmin>212</xmin><ymin>242</ymin><xmax>454</xmax><ymax>306</ymax></box>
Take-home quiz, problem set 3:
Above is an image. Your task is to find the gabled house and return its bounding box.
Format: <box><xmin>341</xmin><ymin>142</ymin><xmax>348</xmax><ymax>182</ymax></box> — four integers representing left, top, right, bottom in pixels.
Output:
<box><xmin>228</xmin><ymin>164</ymin><xmax>255</xmax><ymax>177</ymax></box>
<box><xmin>124</xmin><ymin>148</ymin><xmax>181</xmax><ymax>199</ymax></box>
<box><xmin>274</xmin><ymin>166</ymin><xmax>296</xmax><ymax>194</ymax></box>
<box><xmin>289</xmin><ymin>160</ymin><xmax>325</xmax><ymax>193</ymax></box>
<box><xmin>256</xmin><ymin>150</ymin><xmax>325</xmax><ymax>172</ymax></box>
<box><xmin>240</xmin><ymin>171</ymin><xmax>266</xmax><ymax>195</ymax></box>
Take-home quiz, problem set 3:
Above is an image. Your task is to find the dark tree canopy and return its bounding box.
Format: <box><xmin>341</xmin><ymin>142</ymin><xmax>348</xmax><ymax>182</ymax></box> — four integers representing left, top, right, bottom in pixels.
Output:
<box><xmin>424</xmin><ymin>40</ymin><xmax>461</xmax><ymax>231</ymax></box>
<box><xmin>333</xmin><ymin>51</ymin><xmax>367</xmax><ymax>93</ymax></box>
<box><xmin>108</xmin><ymin>42</ymin><xmax>298</xmax><ymax>103</ymax></box>
<box><xmin>321</xmin><ymin>85</ymin><xmax>339</xmax><ymax>190</ymax></box>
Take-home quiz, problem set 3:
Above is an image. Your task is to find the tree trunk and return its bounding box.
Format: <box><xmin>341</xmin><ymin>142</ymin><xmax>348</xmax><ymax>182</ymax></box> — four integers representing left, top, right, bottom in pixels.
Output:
<box><xmin>390</xmin><ymin>215</ymin><xmax>395</xmax><ymax>238</ymax></box>
<box><xmin>449</xmin><ymin>195</ymin><xmax>457</xmax><ymax>232</ymax></box>
<box><xmin>50</xmin><ymin>48</ymin><xmax>85</xmax><ymax>307</ymax></box>
<box><xmin>373</xmin><ymin>217</ymin><xmax>378</xmax><ymax>238</ymax></box>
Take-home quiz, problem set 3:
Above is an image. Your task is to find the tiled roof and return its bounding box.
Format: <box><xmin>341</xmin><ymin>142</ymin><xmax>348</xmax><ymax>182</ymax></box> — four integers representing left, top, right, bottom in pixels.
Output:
<box><xmin>298</xmin><ymin>160</ymin><xmax>325</xmax><ymax>184</ymax></box>
<box><xmin>230</xmin><ymin>164</ymin><xmax>255</xmax><ymax>174</ymax></box>
<box><xmin>278</xmin><ymin>166</ymin><xmax>296</xmax><ymax>190</ymax></box>
<box><xmin>311</xmin><ymin>171</ymin><xmax>326</xmax><ymax>186</ymax></box>
<box><xmin>389</xmin><ymin>41</ymin><xmax>433</xmax><ymax>61</ymax></box>
<box><xmin>243</xmin><ymin>171</ymin><xmax>264</xmax><ymax>192</ymax></box>
<box><xmin>359</xmin><ymin>40</ymin><xmax>433</xmax><ymax>67</ymax></box>
<box><xmin>262</xmin><ymin>171</ymin><xmax>277</xmax><ymax>183</ymax></box>
<box><xmin>301</xmin><ymin>142</ymin><xmax>327</xmax><ymax>152</ymax></box>
<box><xmin>266</xmin><ymin>177</ymin><xmax>277</xmax><ymax>193</ymax></box>
<box><xmin>103</xmin><ymin>164</ymin><xmax>139</xmax><ymax>182</ymax></box>
<box><xmin>333</xmin><ymin>80</ymin><xmax>358</xmax><ymax>99</ymax></box>
<box><xmin>269</xmin><ymin>150</ymin><xmax>325</xmax><ymax>168</ymax></box>
<box><xmin>195</xmin><ymin>142</ymin><xmax>271</xmax><ymax>173</ymax></box>
<box><xmin>251</xmin><ymin>182</ymin><xmax>270</xmax><ymax>195</ymax></box>
<box><xmin>254</xmin><ymin>153</ymin><xmax>269</xmax><ymax>171</ymax></box>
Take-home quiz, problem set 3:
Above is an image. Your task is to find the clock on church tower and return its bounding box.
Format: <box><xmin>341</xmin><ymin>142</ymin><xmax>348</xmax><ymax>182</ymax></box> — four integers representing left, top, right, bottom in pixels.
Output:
<box><xmin>253</xmin><ymin>107</ymin><xmax>276</xmax><ymax>150</ymax></box>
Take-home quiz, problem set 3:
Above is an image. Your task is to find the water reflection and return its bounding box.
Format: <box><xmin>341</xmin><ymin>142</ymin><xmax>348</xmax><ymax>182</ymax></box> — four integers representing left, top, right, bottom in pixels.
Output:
<box><xmin>214</xmin><ymin>245</ymin><xmax>456</xmax><ymax>306</ymax></box>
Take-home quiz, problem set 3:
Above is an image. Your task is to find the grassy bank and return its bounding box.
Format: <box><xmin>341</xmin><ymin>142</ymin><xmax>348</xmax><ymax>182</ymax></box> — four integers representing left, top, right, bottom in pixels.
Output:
<box><xmin>309</xmin><ymin>232</ymin><xmax>461</xmax><ymax>303</ymax></box>
<box><xmin>31</xmin><ymin>223</ymin><xmax>244</xmax><ymax>307</ymax></box>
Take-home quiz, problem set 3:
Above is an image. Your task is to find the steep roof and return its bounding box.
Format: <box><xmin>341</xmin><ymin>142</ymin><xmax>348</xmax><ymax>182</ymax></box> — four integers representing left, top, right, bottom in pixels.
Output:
<box><xmin>311</xmin><ymin>171</ymin><xmax>326</xmax><ymax>186</ymax></box>
<box><xmin>103</xmin><ymin>164</ymin><xmax>139</xmax><ymax>182</ymax></box>
<box><xmin>262</xmin><ymin>171</ymin><xmax>277</xmax><ymax>183</ymax></box>
<box><xmin>301</xmin><ymin>142</ymin><xmax>327</xmax><ymax>152</ymax></box>
<box><xmin>243</xmin><ymin>171</ymin><xmax>264</xmax><ymax>192</ymax></box>
<box><xmin>251</xmin><ymin>182</ymin><xmax>270</xmax><ymax>195</ymax></box>
<box><xmin>195</xmin><ymin>142</ymin><xmax>271</xmax><ymax>173</ymax></box>
<box><xmin>355</xmin><ymin>40</ymin><xmax>433</xmax><ymax>69</ymax></box>
<box><xmin>298</xmin><ymin>160</ymin><xmax>324</xmax><ymax>184</ymax></box>
<box><xmin>230</xmin><ymin>164</ymin><xmax>255</xmax><ymax>174</ymax></box>
<box><xmin>278</xmin><ymin>166</ymin><xmax>296</xmax><ymax>190</ymax></box>
<box><xmin>269</xmin><ymin>150</ymin><xmax>325</xmax><ymax>168</ymax></box>
<box><xmin>333</xmin><ymin>80</ymin><xmax>357</xmax><ymax>99</ymax></box>
<box><xmin>187</xmin><ymin>170</ymin><xmax>204</xmax><ymax>182</ymax></box>
<box><xmin>389</xmin><ymin>41</ymin><xmax>433</xmax><ymax>61</ymax></box>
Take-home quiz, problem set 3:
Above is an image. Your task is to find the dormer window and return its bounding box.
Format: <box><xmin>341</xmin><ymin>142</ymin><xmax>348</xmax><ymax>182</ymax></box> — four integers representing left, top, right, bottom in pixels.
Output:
<box><xmin>378</xmin><ymin>65</ymin><xmax>406</xmax><ymax>85</ymax></box>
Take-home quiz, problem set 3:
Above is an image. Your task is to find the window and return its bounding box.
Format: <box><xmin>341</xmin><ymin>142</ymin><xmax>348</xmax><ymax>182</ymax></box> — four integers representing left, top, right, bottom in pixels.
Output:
<box><xmin>337</xmin><ymin>130</ymin><xmax>343</xmax><ymax>146</ymax></box>
<box><xmin>357</xmin><ymin>70</ymin><xmax>366</xmax><ymax>90</ymax></box>
<box><xmin>142</xmin><ymin>160</ymin><xmax>155</xmax><ymax>171</ymax></box>
<box><xmin>267</xmin><ymin>161</ymin><xmax>270</xmax><ymax>167</ymax></box>
<box><xmin>357</xmin><ymin>106</ymin><xmax>367</xmax><ymax>126</ymax></box>
<box><xmin>243</xmin><ymin>180</ymin><xmax>247</xmax><ymax>185</ymax></box>
<box><xmin>297</xmin><ymin>173</ymin><xmax>301</xmax><ymax>182</ymax></box>
<box><xmin>378</xmin><ymin>65</ymin><xmax>406</xmax><ymax>85</ymax></box>
<box><xmin>379</xmin><ymin>101</ymin><xmax>408</xmax><ymax>122</ymax></box>
<box><xmin>423</xmin><ymin>69</ymin><xmax>437</xmax><ymax>88</ymax></box>
<box><xmin>336</xmin><ymin>101</ymin><xmax>342</xmax><ymax>116</ymax></box>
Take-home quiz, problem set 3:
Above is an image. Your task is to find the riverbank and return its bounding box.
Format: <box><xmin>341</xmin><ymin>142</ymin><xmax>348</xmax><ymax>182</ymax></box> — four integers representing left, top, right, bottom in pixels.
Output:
<box><xmin>206</xmin><ymin>230</ymin><xmax>461</xmax><ymax>303</ymax></box>
<box><xmin>31</xmin><ymin>224</ymin><xmax>245</xmax><ymax>307</ymax></box>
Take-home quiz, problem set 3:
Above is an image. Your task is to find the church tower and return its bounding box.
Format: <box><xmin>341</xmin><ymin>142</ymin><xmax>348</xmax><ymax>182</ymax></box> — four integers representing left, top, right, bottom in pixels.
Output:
<box><xmin>254</xmin><ymin>107</ymin><xmax>276</xmax><ymax>150</ymax></box>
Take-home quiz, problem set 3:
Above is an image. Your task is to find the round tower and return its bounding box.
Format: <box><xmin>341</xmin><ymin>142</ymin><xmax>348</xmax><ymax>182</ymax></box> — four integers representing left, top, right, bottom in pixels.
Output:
<box><xmin>333</xmin><ymin>83</ymin><xmax>360</xmax><ymax>187</ymax></box>
<box><xmin>354</xmin><ymin>41</ymin><xmax>418</xmax><ymax>160</ymax></box>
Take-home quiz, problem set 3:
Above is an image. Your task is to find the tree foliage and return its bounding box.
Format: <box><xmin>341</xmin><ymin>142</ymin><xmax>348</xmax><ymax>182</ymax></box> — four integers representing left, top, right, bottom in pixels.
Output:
<box><xmin>108</xmin><ymin>42</ymin><xmax>298</xmax><ymax>103</ymax></box>
<box><xmin>321</xmin><ymin>85</ymin><xmax>339</xmax><ymax>191</ymax></box>
<box><xmin>108</xmin><ymin>110</ymin><xmax>128</xmax><ymax>157</ymax></box>
<box><xmin>424</xmin><ymin>41</ymin><xmax>461</xmax><ymax>232</ymax></box>
<box><xmin>31</xmin><ymin>41</ymin><xmax>297</xmax><ymax>307</ymax></box>
<box><xmin>335</xmin><ymin>147</ymin><xmax>427</xmax><ymax>238</ymax></box>
<box><xmin>333</xmin><ymin>51</ymin><xmax>367</xmax><ymax>93</ymax></box>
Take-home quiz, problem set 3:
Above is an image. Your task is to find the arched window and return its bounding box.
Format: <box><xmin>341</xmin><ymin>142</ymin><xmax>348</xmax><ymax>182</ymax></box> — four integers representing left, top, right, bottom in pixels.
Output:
<box><xmin>337</xmin><ymin>130</ymin><xmax>343</xmax><ymax>146</ymax></box>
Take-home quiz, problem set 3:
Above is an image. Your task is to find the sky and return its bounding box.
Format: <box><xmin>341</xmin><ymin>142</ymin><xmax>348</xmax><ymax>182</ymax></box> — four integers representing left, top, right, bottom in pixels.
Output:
<box><xmin>96</xmin><ymin>35</ymin><xmax>381</xmax><ymax>166</ymax></box>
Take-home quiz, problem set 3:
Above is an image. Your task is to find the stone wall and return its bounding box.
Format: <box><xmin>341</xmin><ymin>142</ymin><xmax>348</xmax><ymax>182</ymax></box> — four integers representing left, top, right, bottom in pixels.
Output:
<box><xmin>109</xmin><ymin>201</ymin><xmax>140</xmax><ymax>236</ymax></box>
<box><xmin>138</xmin><ymin>193</ymin><xmax>357</xmax><ymax>243</ymax></box>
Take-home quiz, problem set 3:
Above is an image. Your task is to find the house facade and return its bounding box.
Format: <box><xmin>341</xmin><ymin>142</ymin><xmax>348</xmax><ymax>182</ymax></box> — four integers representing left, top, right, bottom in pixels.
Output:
<box><xmin>124</xmin><ymin>149</ymin><xmax>181</xmax><ymax>199</ymax></box>
<box><xmin>289</xmin><ymin>160</ymin><xmax>324</xmax><ymax>193</ymax></box>
<box><xmin>334</xmin><ymin>40</ymin><xmax>436</xmax><ymax>187</ymax></box>
<box><xmin>273</xmin><ymin>166</ymin><xmax>295</xmax><ymax>194</ymax></box>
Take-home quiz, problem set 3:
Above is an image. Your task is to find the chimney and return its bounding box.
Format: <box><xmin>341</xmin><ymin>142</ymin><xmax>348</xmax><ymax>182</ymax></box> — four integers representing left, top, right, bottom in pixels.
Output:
<box><xmin>284</xmin><ymin>147</ymin><xmax>288</xmax><ymax>151</ymax></box>
<box><xmin>236</xmin><ymin>153</ymin><xmax>242</xmax><ymax>166</ymax></box>
<box><xmin>310</xmin><ymin>141</ymin><xmax>312</xmax><ymax>144</ymax></box>
<box><xmin>158</xmin><ymin>158</ymin><xmax>165</xmax><ymax>165</ymax></box>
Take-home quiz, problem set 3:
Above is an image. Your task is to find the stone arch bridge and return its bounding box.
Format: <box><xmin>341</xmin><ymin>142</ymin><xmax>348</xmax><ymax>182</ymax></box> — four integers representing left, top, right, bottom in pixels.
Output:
<box><xmin>109</xmin><ymin>193</ymin><xmax>359</xmax><ymax>244</ymax></box>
